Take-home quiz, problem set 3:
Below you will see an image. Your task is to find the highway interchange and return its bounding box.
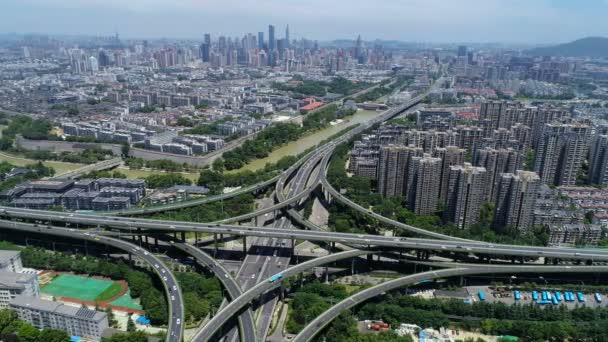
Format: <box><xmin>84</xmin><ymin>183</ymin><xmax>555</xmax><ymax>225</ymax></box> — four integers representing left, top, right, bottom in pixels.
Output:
<box><xmin>2</xmin><ymin>80</ymin><xmax>607</xmax><ymax>342</ymax></box>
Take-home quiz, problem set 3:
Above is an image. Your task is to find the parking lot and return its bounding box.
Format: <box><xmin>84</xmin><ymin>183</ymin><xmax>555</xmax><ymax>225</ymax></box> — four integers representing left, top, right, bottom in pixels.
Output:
<box><xmin>464</xmin><ymin>286</ymin><xmax>607</xmax><ymax>309</ymax></box>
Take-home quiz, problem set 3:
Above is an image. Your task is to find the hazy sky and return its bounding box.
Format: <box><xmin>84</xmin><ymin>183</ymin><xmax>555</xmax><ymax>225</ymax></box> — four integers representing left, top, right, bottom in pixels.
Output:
<box><xmin>1</xmin><ymin>0</ymin><xmax>607</xmax><ymax>43</ymax></box>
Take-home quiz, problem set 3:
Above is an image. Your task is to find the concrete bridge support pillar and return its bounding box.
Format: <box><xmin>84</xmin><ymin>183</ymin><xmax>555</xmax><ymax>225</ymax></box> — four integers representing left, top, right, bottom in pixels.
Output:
<box><xmin>180</xmin><ymin>232</ymin><xmax>186</xmax><ymax>242</ymax></box>
<box><xmin>213</xmin><ymin>233</ymin><xmax>218</xmax><ymax>252</ymax></box>
<box><xmin>325</xmin><ymin>266</ymin><xmax>329</xmax><ymax>283</ymax></box>
<box><xmin>291</xmin><ymin>239</ymin><xmax>296</xmax><ymax>258</ymax></box>
<box><xmin>367</xmin><ymin>254</ymin><xmax>373</xmax><ymax>269</ymax></box>
<box><xmin>243</xmin><ymin>236</ymin><xmax>247</xmax><ymax>256</ymax></box>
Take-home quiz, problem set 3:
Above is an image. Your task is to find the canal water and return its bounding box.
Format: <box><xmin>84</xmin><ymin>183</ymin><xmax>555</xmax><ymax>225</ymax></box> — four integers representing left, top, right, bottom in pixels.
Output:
<box><xmin>236</xmin><ymin>109</ymin><xmax>381</xmax><ymax>172</ymax></box>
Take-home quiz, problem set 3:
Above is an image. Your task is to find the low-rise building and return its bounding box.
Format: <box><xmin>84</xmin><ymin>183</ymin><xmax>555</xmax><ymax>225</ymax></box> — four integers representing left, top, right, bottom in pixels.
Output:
<box><xmin>547</xmin><ymin>223</ymin><xmax>603</xmax><ymax>246</ymax></box>
<box><xmin>10</xmin><ymin>295</ymin><xmax>108</xmax><ymax>340</ymax></box>
<box><xmin>0</xmin><ymin>251</ymin><xmax>23</xmax><ymax>273</ymax></box>
<box><xmin>0</xmin><ymin>272</ymin><xmax>39</xmax><ymax>308</ymax></box>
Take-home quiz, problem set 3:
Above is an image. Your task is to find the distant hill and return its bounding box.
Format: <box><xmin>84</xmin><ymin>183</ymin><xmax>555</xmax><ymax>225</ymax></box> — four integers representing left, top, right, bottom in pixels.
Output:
<box><xmin>527</xmin><ymin>37</ymin><xmax>608</xmax><ymax>58</ymax></box>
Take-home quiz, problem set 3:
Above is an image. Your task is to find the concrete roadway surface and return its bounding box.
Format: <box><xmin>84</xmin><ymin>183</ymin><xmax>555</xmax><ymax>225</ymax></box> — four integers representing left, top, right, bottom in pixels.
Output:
<box><xmin>6</xmin><ymin>207</ymin><xmax>608</xmax><ymax>263</ymax></box>
<box><xmin>196</xmin><ymin>249</ymin><xmax>372</xmax><ymax>341</ymax></box>
<box><xmin>292</xmin><ymin>264</ymin><xmax>608</xmax><ymax>342</ymax></box>
<box><xmin>216</xmin><ymin>196</ymin><xmax>283</xmax><ymax>342</ymax></box>
<box><xmin>0</xmin><ymin>219</ymin><xmax>184</xmax><ymax>342</ymax></box>
<box><xmin>169</xmin><ymin>241</ymin><xmax>256</xmax><ymax>342</ymax></box>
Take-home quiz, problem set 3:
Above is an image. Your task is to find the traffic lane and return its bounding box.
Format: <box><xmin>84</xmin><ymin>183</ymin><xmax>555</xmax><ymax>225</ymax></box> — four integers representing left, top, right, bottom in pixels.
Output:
<box><xmin>0</xmin><ymin>219</ymin><xmax>184</xmax><ymax>342</ymax></box>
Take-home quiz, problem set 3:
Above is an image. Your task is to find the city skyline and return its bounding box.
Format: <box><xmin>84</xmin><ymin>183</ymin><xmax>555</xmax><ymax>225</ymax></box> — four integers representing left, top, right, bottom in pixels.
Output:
<box><xmin>1</xmin><ymin>0</ymin><xmax>608</xmax><ymax>44</ymax></box>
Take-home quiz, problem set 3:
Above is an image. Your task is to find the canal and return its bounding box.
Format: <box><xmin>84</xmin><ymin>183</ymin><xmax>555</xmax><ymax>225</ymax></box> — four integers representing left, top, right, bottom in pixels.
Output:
<box><xmin>235</xmin><ymin>109</ymin><xmax>381</xmax><ymax>172</ymax></box>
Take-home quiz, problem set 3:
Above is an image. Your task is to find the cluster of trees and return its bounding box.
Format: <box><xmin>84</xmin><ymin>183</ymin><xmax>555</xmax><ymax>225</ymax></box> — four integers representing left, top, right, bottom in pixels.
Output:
<box><xmin>517</xmin><ymin>90</ymin><xmax>576</xmax><ymax>100</ymax></box>
<box><xmin>286</xmin><ymin>281</ymin><xmax>350</xmax><ymax>334</ymax></box>
<box><xmin>82</xmin><ymin>170</ymin><xmax>128</xmax><ymax>179</ymax></box>
<box><xmin>143</xmin><ymin>174</ymin><xmax>192</xmax><ymax>189</ymax></box>
<box><xmin>175</xmin><ymin>273</ymin><xmax>223</xmax><ymax>323</ymax></box>
<box><xmin>354</xmin><ymin>291</ymin><xmax>608</xmax><ymax>341</ymax></box>
<box><xmin>0</xmin><ymin>116</ymin><xmax>53</xmax><ymax>150</ymax></box>
<box><xmin>125</xmin><ymin>158</ymin><xmax>192</xmax><ymax>172</ymax></box>
<box><xmin>327</xmin><ymin>143</ymin><xmax>549</xmax><ymax>246</ymax></box>
<box><xmin>198</xmin><ymin>155</ymin><xmax>298</xmax><ymax>194</ymax></box>
<box><xmin>286</xmin><ymin>282</ymin><xmax>413</xmax><ymax>342</ymax></box>
<box><xmin>302</xmin><ymin>105</ymin><xmax>356</xmax><ymax>131</ymax></box>
<box><xmin>0</xmin><ymin>310</ymin><xmax>69</xmax><ymax>342</ymax></box>
<box><xmin>50</xmin><ymin>103</ymin><xmax>80</xmax><ymax>115</ymax></box>
<box><xmin>221</xmin><ymin>123</ymin><xmax>302</xmax><ymax>170</ymax></box>
<box><xmin>0</xmin><ymin>161</ymin><xmax>55</xmax><ymax>191</ymax></box>
<box><xmin>17</xmin><ymin>147</ymin><xmax>114</xmax><ymax>165</ymax></box>
<box><xmin>102</xmin><ymin>331</ymin><xmax>156</xmax><ymax>342</ymax></box>
<box><xmin>183</xmin><ymin>117</ymin><xmax>231</xmax><ymax>136</ymax></box>
<box><xmin>150</xmin><ymin>194</ymin><xmax>254</xmax><ymax>222</ymax></box>
<box><xmin>19</xmin><ymin>247</ymin><xmax>168</xmax><ymax>324</ymax></box>
<box><xmin>273</xmin><ymin>77</ymin><xmax>365</xmax><ymax>97</ymax></box>
<box><xmin>387</xmin><ymin>117</ymin><xmax>416</xmax><ymax>128</ymax></box>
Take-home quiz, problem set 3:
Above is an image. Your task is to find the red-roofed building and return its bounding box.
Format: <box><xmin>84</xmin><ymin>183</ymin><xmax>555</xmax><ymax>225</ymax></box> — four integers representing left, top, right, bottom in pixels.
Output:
<box><xmin>301</xmin><ymin>101</ymin><xmax>324</xmax><ymax>112</ymax></box>
<box><xmin>455</xmin><ymin>111</ymin><xmax>478</xmax><ymax>120</ymax></box>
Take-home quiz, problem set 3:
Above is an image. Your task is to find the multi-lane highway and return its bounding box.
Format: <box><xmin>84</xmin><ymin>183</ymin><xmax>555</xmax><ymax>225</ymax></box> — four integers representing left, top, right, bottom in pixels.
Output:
<box><xmin>4</xmin><ymin>207</ymin><xmax>608</xmax><ymax>262</ymax></box>
<box><xmin>196</xmin><ymin>249</ymin><xmax>373</xmax><ymax>341</ymax></box>
<box><xmin>0</xmin><ymin>219</ymin><xmax>184</xmax><ymax>342</ymax></box>
<box><xmin>169</xmin><ymin>241</ymin><xmax>256</xmax><ymax>342</ymax></box>
<box><xmin>292</xmin><ymin>264</ymin><xmax>608</xmax><ymax>342</ymax></box>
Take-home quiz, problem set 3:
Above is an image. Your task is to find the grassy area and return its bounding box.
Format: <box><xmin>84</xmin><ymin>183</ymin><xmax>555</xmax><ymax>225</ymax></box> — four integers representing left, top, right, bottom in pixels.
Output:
<box><xmin>95</xmin><ymin>282</ymin><xmax>123</xmax><ymax>302</ymax></box>
<box><xmin>0</xmin><ymin>151</ymin><xmax>84</xmax><ymax>175</ymax></box>
<box><xmin>117</xmin><ymin>167</ymin><xmax>200</xmax><ymax>182</ymax></box>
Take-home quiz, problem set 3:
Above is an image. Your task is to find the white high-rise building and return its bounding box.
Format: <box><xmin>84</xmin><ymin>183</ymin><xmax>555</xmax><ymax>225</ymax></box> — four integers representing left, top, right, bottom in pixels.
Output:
<box><xmin>89</xmin><ymin>56</ymin><xmax>99</xmax><ymax>73</ymax></box>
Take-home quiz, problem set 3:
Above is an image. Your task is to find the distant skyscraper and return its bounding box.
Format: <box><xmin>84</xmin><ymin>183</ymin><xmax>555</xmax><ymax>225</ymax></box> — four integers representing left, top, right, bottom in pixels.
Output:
<box><xmin>269</xmin><ymin>25</ymin><xmax>276</xmax><ymax>51</ymax></box>
<box><xmin>534</xmin><ymin>123</ymin><xmax>591</xmax><ymax>186</ymax></box>
<box><xmin>285</xmin><ymin>25</ymin><xmax>290</xmax><ymax>48</ymax></box>
<box><xmin>98</xmin><ymin>50</ymin><xmax>110</xmax><ymax>68</ymax></box>
<box><xmin>407</xmin><ymin>154</ymin><xmax>442</xmax><ymax>216</ymax></box>
<box><xmin>354</xmin><ymin>34</ymin><xmax>363</xmax><ymax>62</ymax></box>
<box><xmin>457</xmin><ymin>45</ymin><xmax>467</xmax><ymax>57</ymax></box>
<box><xmin>89</xmin><ymin>56</ymin><xmax>99</xmax><ymax>73</ymax></box>
<box><xmin>204</xmin><ymin>33</ymin><xmax>211</xmax><ymax>46</ymax></box>
<box><xmin>444</xmin><ymin>163</ymin><xmax>487</xmax><ymax>229</ymax></box>
<box><xmin>200</xmin><ymin>43</ymin><xmax>210</xmax><ymax>62</ymax></box>
<box><xmin>258</xmin><ymin>32</ymin><xmax>265</xmax><ymax>49</ymax></box>
<box><xmin>494</xmin><ymin>171</ymin><xmax>540</xmax><ymax>232</ymax></box>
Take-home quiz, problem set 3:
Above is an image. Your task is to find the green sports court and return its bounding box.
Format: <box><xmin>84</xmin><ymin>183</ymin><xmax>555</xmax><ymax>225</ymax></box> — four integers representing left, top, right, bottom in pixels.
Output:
<box><xmin>41</xmin><ymin>274</ymin><xmax>117</xmax><ymax>301</ymax></box>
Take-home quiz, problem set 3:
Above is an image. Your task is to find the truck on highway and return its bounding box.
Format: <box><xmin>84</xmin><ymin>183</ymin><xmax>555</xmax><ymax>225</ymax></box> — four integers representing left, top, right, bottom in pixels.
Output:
<box><xmin>595</xmin><ymin>293</ymin><xmax>603</xmax><ymax>303</ymax></box>
<box><xmin>514</xmin><ymin>291</ymin><xmax>521</xmax><ymax>300</ymax></box>
<box><xmin>478</xmin><ymin>291</ymin><xmax>485</xmax><ymax>301</ymax></box>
